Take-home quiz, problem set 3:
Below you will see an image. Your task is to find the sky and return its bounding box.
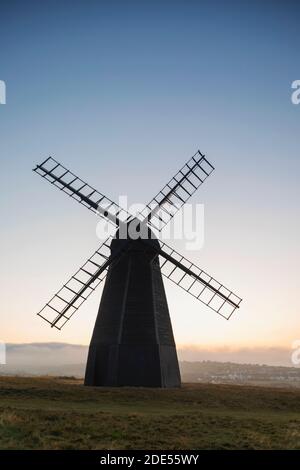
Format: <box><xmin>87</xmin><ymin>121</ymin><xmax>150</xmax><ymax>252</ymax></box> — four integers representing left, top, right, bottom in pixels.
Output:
<box><xmin>0</xmin><ymin>1</ymin><xmax>299</xmax><ymax>364</ymax></box>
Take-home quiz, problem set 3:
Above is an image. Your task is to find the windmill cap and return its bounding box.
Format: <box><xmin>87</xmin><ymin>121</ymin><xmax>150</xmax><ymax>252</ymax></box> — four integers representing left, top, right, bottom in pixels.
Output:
<box><xmin>110</xmin><ymin>220</ymin><xmax>160</xmax><ymax>254</ymax></box>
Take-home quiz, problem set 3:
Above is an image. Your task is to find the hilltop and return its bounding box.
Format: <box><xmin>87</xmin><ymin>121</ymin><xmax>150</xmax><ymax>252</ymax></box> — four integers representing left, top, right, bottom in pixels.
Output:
<box><xmin>0</xmin><ymin>376</ymin><xmax>300</xmax><ymax>449</ymax></box>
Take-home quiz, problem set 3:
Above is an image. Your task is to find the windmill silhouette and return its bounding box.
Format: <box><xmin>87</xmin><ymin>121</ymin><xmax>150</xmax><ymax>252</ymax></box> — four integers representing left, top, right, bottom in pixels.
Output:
<box><xmin>33</xmin><ymin>151</ymin><xmax>242</xmax><ymax>387</ymax></box>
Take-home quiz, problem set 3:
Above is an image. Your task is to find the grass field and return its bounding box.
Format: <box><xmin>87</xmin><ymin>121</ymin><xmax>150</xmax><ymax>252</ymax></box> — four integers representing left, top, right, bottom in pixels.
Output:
<box><xmin>0</xmin><ymin>376</ymin><xmax>300</xmax><ymax>449</ymax></box>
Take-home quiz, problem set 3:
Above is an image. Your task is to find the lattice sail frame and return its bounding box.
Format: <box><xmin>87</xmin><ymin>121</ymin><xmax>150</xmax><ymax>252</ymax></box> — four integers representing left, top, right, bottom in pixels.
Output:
<box><xmin>139</xmin><ymin>151</ymin><xmax>215</xmax><ymax>232</ymax></box>
<box><xmin>34</xmin><ymin>157</ymin><xmax>132</xmax><ymax>227</ymax></box>
<box><xmin>37</xmin><ymin>236</ymin><xmax>114</xmax><ymax>330</ymax></box>
<box><xmin>155</xmin><ymin>241</ymin><xmax>242</xmax><ymax>319</ymax></box>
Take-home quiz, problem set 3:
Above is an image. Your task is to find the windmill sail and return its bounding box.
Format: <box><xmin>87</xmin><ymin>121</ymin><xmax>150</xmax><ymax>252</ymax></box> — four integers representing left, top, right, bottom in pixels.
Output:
<box><xmin>33</xmin><ymin>157</ymin><xmax>132</xmax><ymax>227</ymax></box>
<box><xmin>138</xmin><ymin>151</ymin><xmax>214</xmax><ymax>232</ymax></box>
<box><xmin>156</xmin><ymin>241</ymin><xmax>242</xmax><ymax>319</ymax></box>
<box><xmin>37</xmin><ymin>236</ymin><xmax>115</xmax><ymax>330</ymax></box>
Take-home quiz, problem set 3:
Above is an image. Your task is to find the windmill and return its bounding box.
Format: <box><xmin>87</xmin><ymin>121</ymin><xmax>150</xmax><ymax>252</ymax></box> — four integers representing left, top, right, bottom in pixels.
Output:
<box><xmin>33</xmin><ymin>151</ymin><xmax>242</xmax><ymax>387</ymax></box>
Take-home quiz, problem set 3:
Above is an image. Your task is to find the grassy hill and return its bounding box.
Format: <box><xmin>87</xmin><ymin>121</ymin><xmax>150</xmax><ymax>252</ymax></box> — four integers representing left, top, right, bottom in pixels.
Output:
<box><xmin>0</xmin><ymin>376</ymin><xmax>300</xmax><ymax>449</ymax></box>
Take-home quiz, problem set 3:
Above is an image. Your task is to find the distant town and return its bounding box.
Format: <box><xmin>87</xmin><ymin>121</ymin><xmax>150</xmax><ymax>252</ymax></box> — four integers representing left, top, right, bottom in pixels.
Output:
<box><xmin>181</xmin><ymin>361</ymin><xmax>300</xmax><ymax>388</ymax></box>
<box><xmin>1</xmin><ymin>357</ymin><xmax>300</xmax><ymax>389</ymax></box>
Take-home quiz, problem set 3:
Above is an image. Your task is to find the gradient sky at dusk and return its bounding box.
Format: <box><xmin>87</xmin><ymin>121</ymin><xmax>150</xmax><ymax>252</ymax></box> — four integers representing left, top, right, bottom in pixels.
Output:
<box><xmin>0</xmin><ymin>1</ymin><xmax>299</xmax><ymax>359</ymax></box>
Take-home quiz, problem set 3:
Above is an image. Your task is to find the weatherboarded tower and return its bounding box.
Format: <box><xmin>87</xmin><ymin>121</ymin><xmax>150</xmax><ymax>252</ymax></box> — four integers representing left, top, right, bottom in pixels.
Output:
<box><xmin>84</xmin><ymin>236</ymin><xmax>181</xmax><ymax>387</ymax></box>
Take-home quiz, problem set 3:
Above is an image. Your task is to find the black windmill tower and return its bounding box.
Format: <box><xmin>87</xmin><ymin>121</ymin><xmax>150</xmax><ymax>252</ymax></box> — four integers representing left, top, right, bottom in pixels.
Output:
<box><xmin>33</xmin><ymin>151</ymin><xmax>242</xmax><ymax>387</ymax></box>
